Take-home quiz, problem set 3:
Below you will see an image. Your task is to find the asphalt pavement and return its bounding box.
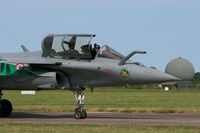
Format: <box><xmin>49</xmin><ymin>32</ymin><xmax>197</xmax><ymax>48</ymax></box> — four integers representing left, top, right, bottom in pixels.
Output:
<box><xmin>1</xmin><ymin>112</ymin><xmax>200</xmax><ymax>126</ymax></box>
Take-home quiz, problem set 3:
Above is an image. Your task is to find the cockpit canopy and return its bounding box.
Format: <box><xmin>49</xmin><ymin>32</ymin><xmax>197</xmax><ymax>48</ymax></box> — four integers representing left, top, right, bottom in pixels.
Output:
<box><xmin>42</xmin><ymin>34</ymin><xmax>95</xmax><ymax>59</ymax></box>
<box><xmin>97</xmin><ymin>45</ymin><xmax>124</xmax><ymax>60</ymax></box>
<box><xmin>41</xmin><ymin>34</ymin><xmax>125</xmax><ymax>61</ymax></box>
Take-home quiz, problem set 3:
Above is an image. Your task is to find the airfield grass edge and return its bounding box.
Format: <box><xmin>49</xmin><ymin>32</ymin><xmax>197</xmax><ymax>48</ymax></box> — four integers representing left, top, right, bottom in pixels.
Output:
<box><xmin>3</xmin><ymin>88</ymin><xmax>200</xmax><ymax>114</ymax></box>
<box><xmin>1</xmin><ymin>123</ymin><xmax>200</xmax><ymax>133</ymax></box>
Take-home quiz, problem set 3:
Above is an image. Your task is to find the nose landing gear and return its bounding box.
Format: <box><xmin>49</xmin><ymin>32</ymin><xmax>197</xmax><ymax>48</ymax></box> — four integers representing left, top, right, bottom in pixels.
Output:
<box><xmin>73</xmin><ymin>88</ymin><xmax>87</xmax><ymax>119</ymax></box>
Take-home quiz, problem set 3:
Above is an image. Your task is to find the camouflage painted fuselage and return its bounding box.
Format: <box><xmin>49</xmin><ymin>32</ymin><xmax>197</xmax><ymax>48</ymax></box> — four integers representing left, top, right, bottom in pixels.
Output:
<box><xmin>0</xmin><ymin>50</ymin><xmax>179</xmax><ymax>90</ymax></box>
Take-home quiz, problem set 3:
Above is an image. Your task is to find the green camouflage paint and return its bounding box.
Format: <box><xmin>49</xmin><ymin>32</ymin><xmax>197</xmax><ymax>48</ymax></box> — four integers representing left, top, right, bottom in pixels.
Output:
<box><xmin>0</xmin><ymin>63</ymin><xmax>28</xmax><ymax>76</ymax></box>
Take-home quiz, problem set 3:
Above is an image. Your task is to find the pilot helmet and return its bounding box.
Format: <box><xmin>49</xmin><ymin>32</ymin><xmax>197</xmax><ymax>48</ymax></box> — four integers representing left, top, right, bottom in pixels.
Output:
<box><xmin>94</xmin><ymin>43</ymin><xmax>100</xmax><ymax>49</ymax></box>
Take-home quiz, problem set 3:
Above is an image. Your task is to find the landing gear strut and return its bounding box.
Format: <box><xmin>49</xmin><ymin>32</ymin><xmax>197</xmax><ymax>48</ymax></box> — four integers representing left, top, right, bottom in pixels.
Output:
<box><xmin>0</xmin><ymin>90</ymin><xmax>13</xmax><ymax>117</ymax></box>
<box><xmin>73</xmin><ymin>88</ymin><xmax>87</xmax><ymax>119</ymax></box>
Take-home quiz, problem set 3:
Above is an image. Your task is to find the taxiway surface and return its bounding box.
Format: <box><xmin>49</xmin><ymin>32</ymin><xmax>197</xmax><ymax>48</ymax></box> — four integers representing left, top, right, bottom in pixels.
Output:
<box><xmin>1</xmin><ymin>112</ymin><xmax>200</xmax><ymax>126</ymax></box>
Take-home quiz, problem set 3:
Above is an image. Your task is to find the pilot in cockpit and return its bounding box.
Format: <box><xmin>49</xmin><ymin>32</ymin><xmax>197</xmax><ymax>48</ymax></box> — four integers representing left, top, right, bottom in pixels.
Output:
<box><xmin>91</xmin><ymin>43</ymin><xmax>100</xmax><ymax>59</ymax></box>
<box><xmin>62</xmin><ymin>39</ymin><xmax>79</xmax><ymax>59</ymax></box>
<box><xmin>67</xmin><ymin>43</ymin><xmax>79</xmax><ymax>58</ymax></box>
<box><xmin>68</xmin><ymin>43</ymin><xmax>78</xmax><ymax>53</ymax></box>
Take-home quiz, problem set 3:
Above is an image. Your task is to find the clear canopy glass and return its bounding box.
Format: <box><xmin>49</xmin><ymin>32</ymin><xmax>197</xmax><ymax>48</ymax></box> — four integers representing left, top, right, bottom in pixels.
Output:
<box><xmin>42</xmin><ymin>34</ymin><xmax>95</xmax><ymax>59</ymax></box>
<box><xmin>97</xmin><ymin>45</ymin><xmax>124</xmax><ymax>60</ymax></box>
<box><xmin>42</xmin><ymin>34</ymin><xmax>125</xmax><ymax>61</ymax></box>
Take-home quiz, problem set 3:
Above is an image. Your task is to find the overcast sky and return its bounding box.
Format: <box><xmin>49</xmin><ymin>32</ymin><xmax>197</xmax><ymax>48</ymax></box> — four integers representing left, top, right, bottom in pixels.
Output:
<box><xmin>0</xmin><ymin>0</ymin><xmax>199</xmax><ymax>71</ymax></box>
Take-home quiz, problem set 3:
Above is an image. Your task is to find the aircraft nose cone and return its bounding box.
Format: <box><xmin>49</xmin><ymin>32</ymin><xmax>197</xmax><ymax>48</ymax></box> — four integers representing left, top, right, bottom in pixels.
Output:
<box><xmin>149</xmin><ymin>70</ymin><xmax>180</xmax><ymax>82</ymax></box>
<box><xmin>129</xmin><ymin>66</ymin><xmax>180</xmax><ymax>84</ymax></box>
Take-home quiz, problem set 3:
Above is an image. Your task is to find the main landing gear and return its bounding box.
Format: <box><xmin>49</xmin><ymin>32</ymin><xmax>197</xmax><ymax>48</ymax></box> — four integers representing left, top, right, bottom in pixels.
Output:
<box><xmin>0</xmin><ymin>90</ymin><xmax>13</xmax><ymax>117</ymax></box>
<box><xmin>73</xmin><ymin>88</ymin><xmax>87</xmax><ymax>119</ymax></box>
<box><xmin>0</xmin><ymin>89</ymin><xmax>87</xmax><ymax>119</ymax></box>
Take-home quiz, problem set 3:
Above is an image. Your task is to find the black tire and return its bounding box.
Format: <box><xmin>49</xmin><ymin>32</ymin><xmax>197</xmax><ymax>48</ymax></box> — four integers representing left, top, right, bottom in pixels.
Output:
<box><xmin>82</xmin><ymin>109</ymin><xmax>87</xmax><ymax>119</ymax></box>
<box><xmin>0</xmin><ymin>99</ymin><xmax>13</xmax><ymax>117</ymax></box>
<box><xmin>74</xmin><ymin>110</ymin><xmax>83</xmax><ymax>119</ymax></box>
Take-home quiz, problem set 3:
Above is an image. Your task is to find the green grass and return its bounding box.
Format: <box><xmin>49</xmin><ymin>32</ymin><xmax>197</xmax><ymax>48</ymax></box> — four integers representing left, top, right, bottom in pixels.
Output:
<box><xmin>1</xmin><ymin>123</ymin><xmax>200</xmax><ymax>133</ymax></box>
<box><xmin>2</xmin><ymin>88</ymin><xmax>200</xmax><ymax>133</ymax></box>
<box><xmin>2</xmin><ymin>87</ymin><xmax>200</xmax><ymax>113</ymax></box>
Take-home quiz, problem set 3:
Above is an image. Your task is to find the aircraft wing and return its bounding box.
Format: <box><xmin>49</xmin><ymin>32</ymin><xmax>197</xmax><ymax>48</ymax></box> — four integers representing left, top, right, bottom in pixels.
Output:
<box><xmin>5</xmin><ymin>57</ymin><xmax>63</xmax><ymax>66</ymax></box>
<box><xmin>0</xmin><ymin>52</ymin><xmax>63</xmax><ymax>66</ymax></box>
<box><xmin>0</xmin><ymin>52</ymin><xmax>99</xmax><ymax>79</ymax></box>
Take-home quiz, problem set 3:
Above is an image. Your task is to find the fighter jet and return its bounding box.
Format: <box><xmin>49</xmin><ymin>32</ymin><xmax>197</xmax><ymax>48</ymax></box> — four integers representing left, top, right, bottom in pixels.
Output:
<box><xmin>0</xmin><ymin>34</ymin><xmax>179</xmax><ymax>119</ymax></box>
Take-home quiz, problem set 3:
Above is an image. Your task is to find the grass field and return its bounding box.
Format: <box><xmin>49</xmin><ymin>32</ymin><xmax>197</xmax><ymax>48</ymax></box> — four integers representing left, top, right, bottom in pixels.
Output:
<box><xmin>2</xmin><ymin>87</ymin><xmax>200</xmax><ymax>113</ymax></box>
<box><xmin>2</xmin><ymin>87</ymin><xmax>200</xmax><ymax>133</ymax></box>
<box><xmin>0</xmin><ymin>123</ymin><xmax>200</xmax><ymax>133</ymax></box>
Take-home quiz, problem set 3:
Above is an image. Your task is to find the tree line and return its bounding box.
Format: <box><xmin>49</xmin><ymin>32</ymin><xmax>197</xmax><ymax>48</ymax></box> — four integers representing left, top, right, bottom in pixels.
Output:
<box><xmin>193</xmin><ymin>72</ymin><xmax>200</xmax><ymax>83</ymax></box>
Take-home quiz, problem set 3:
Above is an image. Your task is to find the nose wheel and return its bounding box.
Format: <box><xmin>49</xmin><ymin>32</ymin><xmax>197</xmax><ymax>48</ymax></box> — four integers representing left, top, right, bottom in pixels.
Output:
<box><xmin>74</xmin><ymin>108</ymin><xmax>87</xmax><ymax>119</ymax></box>
<box><xmin>73</xmin><ymin>88</ymin><xmax>87</xmax><ymax>119</ymax></box>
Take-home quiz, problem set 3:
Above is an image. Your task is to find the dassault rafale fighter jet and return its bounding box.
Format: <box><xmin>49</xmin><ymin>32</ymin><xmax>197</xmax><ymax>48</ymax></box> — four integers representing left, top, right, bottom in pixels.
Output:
<box><xmin>0</xmin><ymin>34</ymin><xmax>179</xmax><ymax>119</ymax></box>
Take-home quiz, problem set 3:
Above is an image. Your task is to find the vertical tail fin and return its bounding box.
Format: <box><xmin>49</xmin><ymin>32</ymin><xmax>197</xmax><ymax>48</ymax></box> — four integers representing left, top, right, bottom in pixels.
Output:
<box><xmin>21</xmin><ymin>45</ymin><xmax>29</xmax><ymax>52</ymax></box>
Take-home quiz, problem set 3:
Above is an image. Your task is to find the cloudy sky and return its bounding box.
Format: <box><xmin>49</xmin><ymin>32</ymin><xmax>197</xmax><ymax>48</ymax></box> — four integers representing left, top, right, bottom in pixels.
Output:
<box><xmin>0</xmin><ymin>0</ymin><xmax>199</xmax><ymax>71</ymax></box>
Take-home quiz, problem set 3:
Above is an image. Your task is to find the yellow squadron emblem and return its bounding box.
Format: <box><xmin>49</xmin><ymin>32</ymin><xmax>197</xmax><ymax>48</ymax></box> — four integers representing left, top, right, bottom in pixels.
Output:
<box><xmin>120</xmin><ymin>68</ymin><xmax>129</xmax><ymax>78</ymax></box>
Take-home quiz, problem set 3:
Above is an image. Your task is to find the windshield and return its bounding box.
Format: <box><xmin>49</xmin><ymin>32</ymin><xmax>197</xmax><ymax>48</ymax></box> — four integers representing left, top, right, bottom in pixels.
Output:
<box><xmin>97</xmin><ymin>45</ymin><xmax>124</xmax><ymax>60</ymax></box>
